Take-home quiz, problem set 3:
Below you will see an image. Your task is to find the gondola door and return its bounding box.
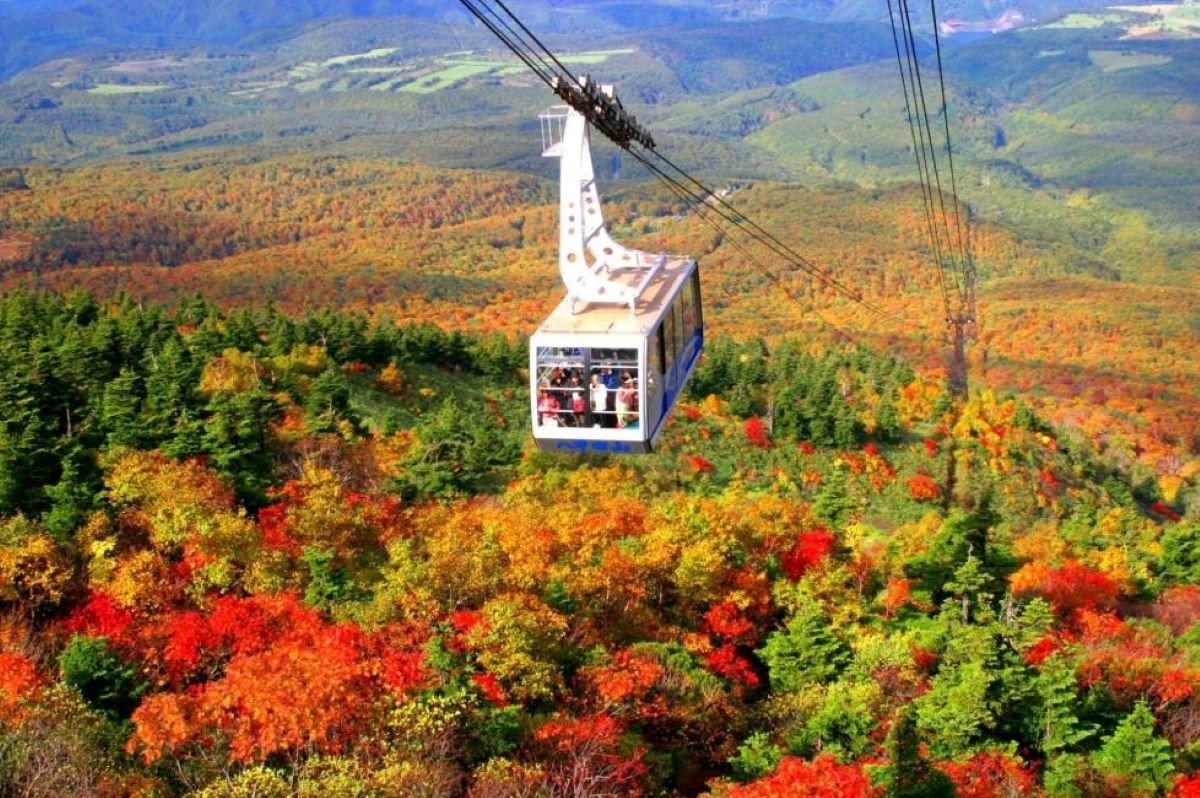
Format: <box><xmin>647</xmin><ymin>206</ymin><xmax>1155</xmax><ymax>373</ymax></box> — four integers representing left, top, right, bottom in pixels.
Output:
<box><xmin>644</xmin><ymin>328</ymin><xmax>665</xmax><ymax>449</ymax></box>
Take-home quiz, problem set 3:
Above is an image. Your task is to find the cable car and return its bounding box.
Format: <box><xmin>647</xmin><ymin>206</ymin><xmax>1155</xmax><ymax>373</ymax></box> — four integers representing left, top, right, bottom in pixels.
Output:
<box><xmin>530</xmin><ymin>89</ymin><xmax>703</xmax><ymax>454</ymax></box>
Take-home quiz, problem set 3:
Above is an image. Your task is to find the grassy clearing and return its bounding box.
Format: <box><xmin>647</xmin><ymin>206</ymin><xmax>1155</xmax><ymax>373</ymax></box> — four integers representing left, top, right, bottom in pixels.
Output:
<box><xmin>289</xmin><ymin>62</ymin><xmax>320</xmax><ymax>79</ymax></box>
<box><xmin>1088</xmin><ymin>49</ymin><xmax>1174</xmax><ymax>71</ymax></box>
<box><xmin>558</xmin><ymin>48</ymin><xmax>636</xmax><ymax>64</ymax></box>
<box><xmin>294</xmin><ymin>78</ymin><xmax>329</xmax><ymax>93</ymax></box>
<box><xmin>1044</xmin><ymin>12</ymin><xmax>1129</xmax><ymax>27</ymax></box>
<box><xmin>87</xmin><ymin>83</ymin><xmax>168</xmax><ymax>95</ymax></box>
<box><xmin>323</xmin><ymin>47</ymin><xmax>398</xmax><ymax>67</ymax></box>
<box><xmin>397</xmin><ymin>62</ymin><xmax>501</xmax><ymax>94</ymax></box>
<box><xmin>1125</xmin><ymin>3</ymin><xmax>1200</xmax><ymax>37</ymax></box>
<box><xmin>279</xmin><ymin>47</ymin><xmax>638</xmax><ymax>96</ymax></box>
<box><xmin>1041</xmin><ymin>3</ymin><xmax>1200</xmax><ymax>37</ymax></box>
<box><xmin>393</xmin><ymin>49</ymin><xmax>636</xmax><ymax>94</ymax></box>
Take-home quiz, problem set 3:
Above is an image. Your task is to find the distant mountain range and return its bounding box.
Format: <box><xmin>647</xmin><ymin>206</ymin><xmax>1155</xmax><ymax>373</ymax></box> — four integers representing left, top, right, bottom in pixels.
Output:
<box><xmin>0</xmin><ymin>0</ymin><xmax>1123</xmax><ymax>81</ymax></box>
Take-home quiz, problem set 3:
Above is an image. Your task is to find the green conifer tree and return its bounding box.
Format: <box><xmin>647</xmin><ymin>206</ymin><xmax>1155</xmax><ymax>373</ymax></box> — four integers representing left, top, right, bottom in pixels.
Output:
<box><xmin>757</xmin><ymin>597</ymin><xmax>848</xmax><ymax>693</ymax></box>
<box><xmin>884</xmin><ymin>706</ymin><xmax>957</xmax><ymax>797</ymax></box>
<box><xmin>141</xmin><ymin>336</ymin><xmax>201</xmax><ymax>446</ymax></box>
<box><xmin>1092</xmin><ymin>700</ymin><xmax>1174</xmax><ymax>796</ymax></box>
<box><xmin>812</xmin><ymin>463</ymin><xmax>855</xmax><ymax>527</ymax></box>
<box><xmin>304</xmin><ymin>365</ymin><xmax>357</xmax><ymax>435</ymax></box>
<box><xmin>1037</xmin><ymin>655</ymin><xmax>1095</xmax><ymax>760</ymax></box>
<box><xmin>201</xmin><ymin>389</ymin><xmax>279</xmax><ymax>506</ymax></box>
<box><xmin>43</xmin><ymin>443</ymin><xmax>101</xmax><ymax>538</ymax></box>
<box><xmin>98</xmin><ymin>367</ymin><xmax>143</xmax><ymax>448</ymax></box>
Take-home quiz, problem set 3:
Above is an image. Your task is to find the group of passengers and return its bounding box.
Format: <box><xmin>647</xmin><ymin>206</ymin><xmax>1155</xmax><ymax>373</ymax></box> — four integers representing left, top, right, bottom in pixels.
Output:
<box><xmin>537</xmin><ymin>364</ymin><xmax>639</xmax><ymax>429</ymax></box>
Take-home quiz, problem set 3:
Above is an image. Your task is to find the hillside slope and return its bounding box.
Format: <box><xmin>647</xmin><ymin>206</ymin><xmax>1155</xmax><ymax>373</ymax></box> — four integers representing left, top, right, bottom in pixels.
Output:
<box><xmin>0</xmin><ymin>290</ymin><xmax>1196</xmax><ymax>795</ymax></box>
<box><xmin>0</xmin><ymin>152</ymin><xmax>1195</xmax><ymax>473</ymax></box>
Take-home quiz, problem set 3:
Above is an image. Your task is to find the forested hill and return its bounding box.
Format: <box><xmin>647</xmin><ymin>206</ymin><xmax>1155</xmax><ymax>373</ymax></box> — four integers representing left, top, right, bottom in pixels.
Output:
<box><xmin>0</xmin><ymin>0</ymin><xmax>1196</xmax><ymax>788</ymax></box>
<box><xmin>0</xmin><ymin>0</ymin><xmax>1122</xmax><ymax>82</ymax></box>
<box><xmin>0</xmin><ymin>289</ymin><xmax>1198</xmax><ymax>795</ymax></box>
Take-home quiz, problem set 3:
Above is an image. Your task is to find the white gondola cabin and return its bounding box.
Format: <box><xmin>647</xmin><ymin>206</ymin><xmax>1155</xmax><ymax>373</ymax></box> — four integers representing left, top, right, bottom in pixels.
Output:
<box><xmin>530</xmin><ymin>84</ymin><xmax>704</xmax><ymax>453</ymax></box>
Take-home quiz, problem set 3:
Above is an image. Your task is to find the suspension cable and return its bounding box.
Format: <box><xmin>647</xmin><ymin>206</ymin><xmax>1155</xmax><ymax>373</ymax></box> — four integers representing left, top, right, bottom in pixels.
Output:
<box><xmin>925</xmin><ymin>0</ymin><xmax>969</xmax><ymax>268</ymax></box>
<box><xmin>633</xmin><ymin>149</ymin><xmax>871</xmax><ymax>346</ymax></box>
<box><xmin>642</xmin><ymin>146</ymin><xmax>888</xmax><ymax>316</ymax></box>
<box><xmin>629</xmin><ymin>147</ymin><xmax>891</xmax><ymax>318</ymax></box>
<box><xmin>457</xmin><ymin>0</ymin><xmax>556</xmax><ymax>88</ymax></box>
<box><xmin>886</xmin><ymin>0</ymin><xmax>954</xmax><ymax>313</ymax></box>
<box><xmin>490</xmin><ymin>0</ymin><xmax>584</xmax><ymax>89</ymax></box>
<box><xmin>897</xmin><ymin>0</ymin><xmax>963</xmax><ymax>302</ymax></box>
<box><xmin>455</xmin><ymin>0</ymin><xmax>890</xmax><ymax>321</ymax></box>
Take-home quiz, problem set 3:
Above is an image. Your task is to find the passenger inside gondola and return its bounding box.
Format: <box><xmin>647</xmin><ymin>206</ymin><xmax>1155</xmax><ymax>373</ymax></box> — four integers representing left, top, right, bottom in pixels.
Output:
<box><xmin>534</xmin><ymin>347</ymin><xmax>639</xmax><ymax>428</ymax></box>
<box><xmin>537</xmin><ymin>387</ymin><xmax>560</xmax><ymax>426</ymax></box>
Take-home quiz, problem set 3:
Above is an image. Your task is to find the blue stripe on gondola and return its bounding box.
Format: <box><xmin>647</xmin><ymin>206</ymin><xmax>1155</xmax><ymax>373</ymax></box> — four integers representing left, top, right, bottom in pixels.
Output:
<box><xmin>553</xmin><ymin>440</ymin><xmax>634</xmax><ymax>453</ymax></box>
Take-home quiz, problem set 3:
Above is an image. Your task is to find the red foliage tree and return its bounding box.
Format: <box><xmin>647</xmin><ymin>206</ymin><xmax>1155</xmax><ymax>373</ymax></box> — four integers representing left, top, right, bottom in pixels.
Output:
<box><xmin>64</xmin><ymin>590</ymin><xmax>135</xmax><ymax>642</ymax></box>
<box><xmin>723</xmin><ymin>755</ymin><xmax>882</xmax><ymax>797</ymax></box>
<box><xmin>1010</xmin><ymin>561</ymin><xmax>1119</xmax><ymax>615</ymax></box>
<box><xmin>532</xmin><ymin>713</ymin><xmax>647</xmax><ymax>797</ymax></box>
<box><xmin>447</xmin><ymin>609</ymin><xmax>486</xmax><ymax>654</ymax></box>
<box><xmin>705</xmin><ymin>644</ymin><xmax>759</xmax><ymax>689</ymax></box>
<box><xmin>128</xmin><ymin>593</ymin><xmax>429</xmax><ymax>764</ymax></box>
<box><xmin>472</xmin><ymin>672</ymin><xmax>508</xmax><ymax>706</ymax></box>
<box><xmin>1171</xmin><ymin>773</ymin><xmax>1200</xmax><ymax>798</ymax></box>
<box><xmin>584</xmin><ymin>650</ymin><xmax>665</xmax><ymax>718</ymax></box>
<box><xmin>1023</xmin><ymin>634</ymin><xmax>1060</xmax><ymax>667</ymax></box>
<box><xmin>1069</xmin><ymin>610</ymin><xmax>1199</xmax><ymax>707</ymax></box>
<box><xmin>1154</xmin><ymin>586</ymin><xmax>1200</xmax><ymax>635</ymax></box>
<box><xmin>703</xmin><ymin>602</ymin><xmax>756</xmax><ymax>644</ymax></box>
<box><xmin>0</xmin><ymin>652</ymin><xmax>43</xmax><ymax>722</ymax></box>
<box><xmin>880</xmin><ymin>578</ymin><xmax>913</xmax><ymax>618</ymax></box>
<box><xmin>939</xmin><ymin>751</ymin><xmax>1039</xmax><ymax>798</ymax></box>
<box><xmin>257</xmin><ymin>502</ymin><xmax>299</xmax><ymax>556</ymax></box>
<box><xmin>907</xmin><ymin>473</ymin><xmax>941</xmax><ymax>502</ymax></box>
<box><xmin>780</xmin><ymin>530</ymin><xmax>835</xmax><ymax>582</ymax></box>
<box><xmin>744</xmin><ymin>417</ymin><xmax>770</xmax><ymax>449</ymax></box>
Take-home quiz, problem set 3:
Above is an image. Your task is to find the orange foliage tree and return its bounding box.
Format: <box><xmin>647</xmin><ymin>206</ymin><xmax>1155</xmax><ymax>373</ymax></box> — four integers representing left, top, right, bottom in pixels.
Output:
<box><xmin>128</xmin><ymin>593</ymin><xmax>428</xmax><ymax>764</ymax></box>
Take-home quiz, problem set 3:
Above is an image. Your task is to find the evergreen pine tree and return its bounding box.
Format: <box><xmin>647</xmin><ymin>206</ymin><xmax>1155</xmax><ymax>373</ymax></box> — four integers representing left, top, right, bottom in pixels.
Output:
<box><xmin>812</xmin><ymin>463</ymin><xmax>855</xmax><ymax>527</ymax></box>
<box><xmin>224</xmin><ymin>308</ymin><xmax>262</xmax><ymax>353</ymax></box>
<box><xmin>832</xmin><ymin>399</ymin><xmax>862</xmax><ymax>449</ymax></box>
<box><xmin>884</xmin><ymin>706</ymin><xmax>957</xmax><ymax>797</ymax></box>
<box><xmin>0</xmin><ymin>370</ymin><xmax>60</xmax><ymax>516</ymax></box>
<box><xmin>304</xmin><ymin>365</ymin><xmax>356</xmax><ymax>435</ymax></box>
<box><xmin>43</xmin><ymin>442</ymin><xmax>101</xmax><ymax>538</ymax></box>
<box><xmin>85</xmin><ymin>316</ymin><xmax>125</xmax><ymax>384</ymax></box>
<box><xmin>266</xmin><ymin>310</ymin><xmax>297</xmax><ymax>357</ymax></box>
<box><xmin>1092</xmin><ymin>700</ymin><xmax>1174</xmax><ymax>796</ymax></box>
<box><xmin>915</xmin><ymin>659</ymin><xmax>996</xmax><ymax>758</ymax></box>
<box><xmin>757</xmin><ymin>597</ymin><xmax>848</xmax><ymax>692</ymax></box>
<box><xmin>141</xmin><ymin>337</ymin><xmax>200</xmax><ymax>446</ymax></box>
<box><xmin>201</xmin><ymin>389</ymin><xmax>279</xmax><ymax>506</ymax></box>
<box><xmin>876</xmin><ymin>394</ymin><xmax>902</xmax><ymax>442</ymax></box>
<box><xmin>390</xmin><ymin>399</ymin><xmax>520</xmax><ymax>500</ymax></box>
<box><xmin>1037</xmin><ymin>655</ymin><xmax>1095</xmax><ymax>760</ymax></box>
<box><xmin>98</xmin><ymin>367</ymin><xmax>143</xmax><ymax>448</ymax></box>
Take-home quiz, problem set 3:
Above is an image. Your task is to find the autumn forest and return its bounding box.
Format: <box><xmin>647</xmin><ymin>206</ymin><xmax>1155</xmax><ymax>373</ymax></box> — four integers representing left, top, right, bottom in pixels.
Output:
<box><xmin>0</xmin><ymin>157</ymin><xmax>1197</xmax><ymax>795</ymax></box>
<box><xmin>2</xmin><ymin>0</ymin><xmax>1200</xmax><ymax>795</ymax></box>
